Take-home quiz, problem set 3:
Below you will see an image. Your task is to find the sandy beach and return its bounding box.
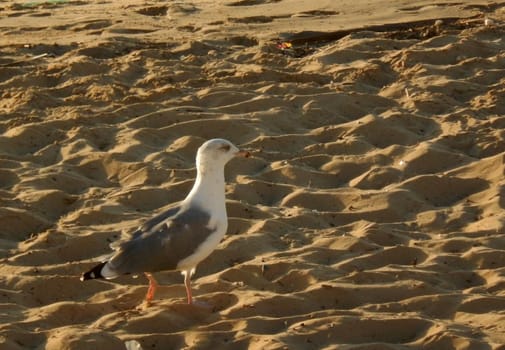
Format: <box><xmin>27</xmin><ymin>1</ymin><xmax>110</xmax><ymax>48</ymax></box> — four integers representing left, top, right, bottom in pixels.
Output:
<box><xmin>1</xmin><ymin>0</ymin><xmax>505</xmax><ymax>349</ymax></box>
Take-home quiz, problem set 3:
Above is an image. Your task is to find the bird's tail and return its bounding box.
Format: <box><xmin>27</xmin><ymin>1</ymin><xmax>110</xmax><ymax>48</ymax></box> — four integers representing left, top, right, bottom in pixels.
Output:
<box><xmin>80</xmin><ymin>262</ymin><xmax>107</xmax><ymax>281</ymax></box>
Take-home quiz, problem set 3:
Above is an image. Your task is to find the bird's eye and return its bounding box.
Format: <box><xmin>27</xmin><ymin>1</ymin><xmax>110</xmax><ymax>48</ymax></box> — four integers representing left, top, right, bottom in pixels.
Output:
<box><xmin>220</xmin><ymin>144</ymin><xmax>231</xmax><ymax>151</ymax></box>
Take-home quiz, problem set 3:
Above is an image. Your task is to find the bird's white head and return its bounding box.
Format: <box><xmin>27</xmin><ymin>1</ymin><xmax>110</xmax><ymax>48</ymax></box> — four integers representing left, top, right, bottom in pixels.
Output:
<box><xmin>196</xmin><ymin>138</ymin><xmax>249</xmax><ymax>174</ymax></box>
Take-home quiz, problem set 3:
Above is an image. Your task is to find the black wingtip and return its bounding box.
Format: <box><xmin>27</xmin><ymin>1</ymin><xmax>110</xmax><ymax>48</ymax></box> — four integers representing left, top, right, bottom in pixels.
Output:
<box><xmin>80</xmin><ymin>262</ymin><xmax>107</xmax><ymax>281</ymax></box>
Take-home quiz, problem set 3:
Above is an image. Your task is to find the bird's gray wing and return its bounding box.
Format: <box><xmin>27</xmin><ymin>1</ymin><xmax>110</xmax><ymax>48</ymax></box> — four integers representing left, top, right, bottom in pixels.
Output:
<box><xmin>130</xmin><ymin>205</ymin><xmax>181</xmax><ymax>240</ymax></box>
<box><xmin>106</xmin><ymin>205</ymin><xmax>214</xmax><ymax>275</ymax></box>
<box><xmin>108</xmin><ymin>205</ymin><xmax>182</xmax><ymax>251</ymax></box>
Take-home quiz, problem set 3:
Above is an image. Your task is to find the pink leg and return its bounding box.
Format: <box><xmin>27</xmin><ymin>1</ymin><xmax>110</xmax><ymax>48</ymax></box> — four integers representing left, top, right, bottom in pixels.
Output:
<box><xmin>145</xmin><ymin>273</ymin><xmax>158</xmax><ymax>303</ymax></box>
<box><xmin>184</xmin><ymin>272</ymin><xmax>193</xmax><ymax>305</ymax></box>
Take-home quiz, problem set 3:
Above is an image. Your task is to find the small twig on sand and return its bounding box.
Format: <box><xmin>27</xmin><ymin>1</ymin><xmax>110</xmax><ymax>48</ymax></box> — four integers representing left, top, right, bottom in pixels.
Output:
<box><xmin>0</xmin><ymin>53</ymin><xmax>49</xmax><ymax>67</ymax></box>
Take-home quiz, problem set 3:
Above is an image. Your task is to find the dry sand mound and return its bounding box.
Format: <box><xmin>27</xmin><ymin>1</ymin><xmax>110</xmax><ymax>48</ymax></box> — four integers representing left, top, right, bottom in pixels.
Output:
<box><xmin>1</xmin><ymin>1</ymin><xmax>505</xmax><ymax>349</ymax></box>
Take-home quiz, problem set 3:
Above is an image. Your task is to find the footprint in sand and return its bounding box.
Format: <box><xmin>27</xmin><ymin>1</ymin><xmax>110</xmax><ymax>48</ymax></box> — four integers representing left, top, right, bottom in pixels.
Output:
<box><xmin>228</xmin><ymin>16</ymin><xmax>274</xmax><ymax>23</ymax></box>
<box><xmin>135</xmin><ymin>6</ymin><xmax>168</xmax><ymax>17</ymax></box>
<box><xmin>292</xmin><ymin>10</ymin><xmax>339</xmax><ymax>18</ymax></box>
<box><xmin>227</xmin><ymin>0</ymin><xmax>282</xmax><ymax>6</ymax></box>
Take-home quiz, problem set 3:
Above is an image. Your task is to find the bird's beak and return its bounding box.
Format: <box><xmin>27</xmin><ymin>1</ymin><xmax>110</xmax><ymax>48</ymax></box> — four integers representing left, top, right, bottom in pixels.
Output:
<box><xmin>236</xmin><ymin>150</ymin><xmax>251</xmax><ymax>158</ymax></box>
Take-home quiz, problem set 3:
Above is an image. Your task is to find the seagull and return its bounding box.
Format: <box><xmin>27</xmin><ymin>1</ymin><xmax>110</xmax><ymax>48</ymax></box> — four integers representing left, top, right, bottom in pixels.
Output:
<box><xmin>81</xmin><ymin>138</ymin><xmax>249</xmax><ymax>305</ymax></box>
